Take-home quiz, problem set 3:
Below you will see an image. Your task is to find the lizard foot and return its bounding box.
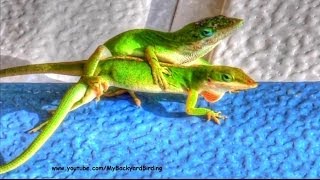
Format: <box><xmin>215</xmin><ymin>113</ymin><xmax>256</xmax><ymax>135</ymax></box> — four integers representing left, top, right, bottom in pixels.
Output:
<box><xmin>151</xmin><ymin>65</ymin><xmax>169</xmax><ymax>90</ymax></box>
<box><xmin>133</xmin><ymin>98</ymin><xmax>141</xmax><ymax>107</ymax></box>
<box><xmin>207</xmin><ymin>111</ymin><xmax>227</xmax><ymax>124</ymax></box>
<box><xmin>82</xmin><ymin>76</ymin><xmax>108</xmax><ymax>101</ymax></box>
<box><xmin>161</xmin><ymin>66</ymin><xmax>171</xmax><ymax>76</ymax></box>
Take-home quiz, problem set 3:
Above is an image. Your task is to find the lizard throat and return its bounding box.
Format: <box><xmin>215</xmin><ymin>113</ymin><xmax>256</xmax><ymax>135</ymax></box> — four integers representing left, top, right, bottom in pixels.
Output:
<box><xmin>179</xmin><ymin>42</ymin><xmax>219</xmax><ymax>64</ymax></box>
<box><xmin>155</xmin><ymin>41</ymin><xmax>219</xmax><ymax>64</ymax></box>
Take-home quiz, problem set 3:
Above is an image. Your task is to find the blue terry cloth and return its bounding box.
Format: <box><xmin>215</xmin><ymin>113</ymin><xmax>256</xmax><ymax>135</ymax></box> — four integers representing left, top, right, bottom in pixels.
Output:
<box><xmin>0</xmin><ymin>82</ymin><xmax>319</xmax><ymax>178</ymax></box>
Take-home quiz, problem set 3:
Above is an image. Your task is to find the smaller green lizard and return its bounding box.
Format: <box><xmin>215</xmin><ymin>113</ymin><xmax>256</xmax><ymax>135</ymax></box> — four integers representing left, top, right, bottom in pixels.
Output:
<box><xmin>0</xmin><ymin>57</ymin><xmax>257</xmax><ymax>174</ymax></box>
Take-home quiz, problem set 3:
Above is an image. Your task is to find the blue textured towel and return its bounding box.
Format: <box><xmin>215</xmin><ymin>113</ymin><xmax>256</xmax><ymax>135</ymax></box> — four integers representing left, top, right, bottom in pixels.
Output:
<box><xmin>0</xmin><ymin>83</ymin><xmax>319</xmax><ymax>178</ymax></box>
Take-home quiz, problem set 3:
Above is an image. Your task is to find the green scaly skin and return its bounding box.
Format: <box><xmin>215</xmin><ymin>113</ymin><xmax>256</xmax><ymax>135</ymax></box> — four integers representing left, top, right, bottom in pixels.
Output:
<box><xmin>0</xmin><ymin>57</ymin><xmax>257</xmax><ymax>174</ymax></box>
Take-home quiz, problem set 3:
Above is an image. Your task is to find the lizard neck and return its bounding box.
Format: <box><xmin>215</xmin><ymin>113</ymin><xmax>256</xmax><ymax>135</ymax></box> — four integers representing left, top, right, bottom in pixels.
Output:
<box><xmin>178</xmin><ymin>42</ymin><xmax>219</xmax><ymax>64</ymax></box>
<box><xmin>152</xmin><ymin>31</ymin><xmax>220</xmax><ymax>64</ymax></box>
<box><xmin>154</xmin><ymin>40</ymin><xmax>219</xmax><ymax>64</ymax></box>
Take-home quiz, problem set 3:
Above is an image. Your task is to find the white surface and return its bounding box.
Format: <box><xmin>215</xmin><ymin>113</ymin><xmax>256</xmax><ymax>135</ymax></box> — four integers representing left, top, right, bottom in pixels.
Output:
<box><xmin>0</xmin><ymin>0</ymin><xmax>151</xmax><ymax>82</ymax></box>
<box><xmin>215</xmin><ymin>0</ymin><xmax>320</xmax><ymax>81</ymax></box>
<box><xmin>170</xmin><ymin>0</ymin><xmax>226</xmax><ymax>31</ymax></box>
<box><xmin>1</xmin><ymin>0</ymin><xmax>319</xmax><ymax>82</ymax></box>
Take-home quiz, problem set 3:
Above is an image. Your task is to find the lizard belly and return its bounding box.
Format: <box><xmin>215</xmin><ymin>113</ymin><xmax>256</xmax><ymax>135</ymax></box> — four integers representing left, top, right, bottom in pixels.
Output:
<box><xmin>156</xmin><ymin>42</ymin><xmax>219</xmax><ymax>64</ymax></box>
<box><xmin>111</xmin><ymin>82</ymin><xmax>185</xmax><ymax>94</ymax></box>
<box><xmin>99</xmin><ymin>60</ymin><xmax>187</xmax><ymax>94</ymax></box>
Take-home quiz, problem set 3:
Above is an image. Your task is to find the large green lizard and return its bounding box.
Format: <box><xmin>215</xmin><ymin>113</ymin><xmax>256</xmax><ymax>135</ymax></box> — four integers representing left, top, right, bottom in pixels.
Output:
<box><xmin>1</xmin><ymin>15</ymin><xmax>243</xmax><ymax>92</ymax></box>
<box><xmin>0</xmin><ymin>57</ymin><xmax>257</xmax><ymax>174</ymax></box>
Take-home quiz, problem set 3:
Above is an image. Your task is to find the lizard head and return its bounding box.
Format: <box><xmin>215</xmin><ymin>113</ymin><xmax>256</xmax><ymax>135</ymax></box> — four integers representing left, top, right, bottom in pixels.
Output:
<box><xmin>173</xmin><ymin>15</ymin><xmax>243</xmax><ymax>56</ymax></box>
<box><xmin>204</xmin><ymin>65</ymin><xmax>258</xmax><ymax>93</ymax></box>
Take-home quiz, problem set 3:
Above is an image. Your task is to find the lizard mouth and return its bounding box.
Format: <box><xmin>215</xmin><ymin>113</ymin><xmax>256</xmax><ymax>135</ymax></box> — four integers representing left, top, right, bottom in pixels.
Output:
<box><xmin>230</xmin><ymin>82</ymin><xmax>258</xmax><ymax>91</ymax></box>
<box><xmin>217</xmin><ymin>17</ymin><xmax>243</xmax><ymax>37</ymax></box>
<box><xmin>207</xmin><ymin>81</ymin><xmax>258</xmax><ymax>92</ymax></box>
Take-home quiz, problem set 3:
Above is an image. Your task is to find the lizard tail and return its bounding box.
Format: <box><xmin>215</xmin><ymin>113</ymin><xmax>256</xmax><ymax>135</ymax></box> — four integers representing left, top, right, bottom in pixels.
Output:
<box><xmin>0</xmin><ymin>60</ymin><xmax>86</xmax><ymax>78</ymax></box>
<box><xmin>0</xmin><ymin>82</ymin><xmax>88</xmax><ymax>174</ymax></box>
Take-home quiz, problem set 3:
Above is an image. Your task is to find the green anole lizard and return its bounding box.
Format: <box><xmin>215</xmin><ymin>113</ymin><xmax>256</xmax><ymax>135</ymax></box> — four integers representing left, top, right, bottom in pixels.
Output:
<box><xmin>0</xmin><ymin>57</ymin><xmax>257</xmax><ymax>174</ymax></box>
<box><xmin>0</xmin><ymin>15</ymin><xmax>243</xmax><ymax>102</ymax></box>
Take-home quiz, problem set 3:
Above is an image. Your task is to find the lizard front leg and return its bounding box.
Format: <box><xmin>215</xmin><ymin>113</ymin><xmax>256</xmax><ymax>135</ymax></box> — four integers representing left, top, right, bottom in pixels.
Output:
<box><xmin>145</xmin><ymin>46</ymin><xmax>171</xmax><ymax>90</ymax></box>
<box><xmin>82</xmin><ymin>45</ymin><xmax>110</xmax><ymax>101</ymax></box>
<box><xmin>84</xmin><ymin>45</ymin><xmax>111</xmax><ymax>76</ymax></box>
<box><xmin>186</xmin><ymin>89</ymin><xmax>225</xmax><ymax>124</ymax></box>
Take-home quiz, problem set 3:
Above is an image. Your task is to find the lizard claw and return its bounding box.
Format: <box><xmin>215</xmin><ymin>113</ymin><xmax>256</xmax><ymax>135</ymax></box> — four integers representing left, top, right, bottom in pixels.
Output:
<box><xmin>133</xmin><ymin>98</ymin><xmax>142</xmax><ymax>107</ymax></box>
<box><xmin>161</xmin><ymin>66</ymin><xmax>171</xmax><ymax>76</ymax></box>
<box><xmin>207</xmin><ymin>111</ymin><xmax>227</xmax><ymax>124</ymax></box>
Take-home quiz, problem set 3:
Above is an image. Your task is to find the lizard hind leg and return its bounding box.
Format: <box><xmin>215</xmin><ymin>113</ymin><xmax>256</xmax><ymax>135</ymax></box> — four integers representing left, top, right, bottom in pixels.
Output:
<box><xmin>70</xmin><ymin>88</ymin><xmax>98</xmax><ymax>111</ymax></box>
<box><xmin>104</xmin><ymin>88</ymin><xmax>128</xmax><ymax>97</ymax></box>
<box><xmin>128</xmin><ymin>91</ymin><xmax>141</xmax><ymax>107</ymax></box>
<box><xmin>104</xmin><ymin>88</ymin><xmax>141</xmax><ymax>107</ymax></box>
<box><xmin>28</xmin><ymin>121</ymin><xmax>48</xmax><ymax>134</ymax></box>
<box><xmin>84</xmin><ymin>45</ymin><xmax>112</xmax><ymax>77</ymax></box>
<box><xmin>81</xmin><ymin>76</ymin><xmax>109</xmax><ymax>101</ymax></box>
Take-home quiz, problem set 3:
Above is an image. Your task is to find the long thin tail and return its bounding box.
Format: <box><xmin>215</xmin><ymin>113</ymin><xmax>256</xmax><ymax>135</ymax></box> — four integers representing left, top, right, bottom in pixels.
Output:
<box><xmin>0</xmin><ymin>82</ymin><xmax>88</xmax><ymax>174</ymax></box>
<box><xmin>0</xmin><ymin>60</ymin><xmax>86</xmax><ymax>78</ymax></box>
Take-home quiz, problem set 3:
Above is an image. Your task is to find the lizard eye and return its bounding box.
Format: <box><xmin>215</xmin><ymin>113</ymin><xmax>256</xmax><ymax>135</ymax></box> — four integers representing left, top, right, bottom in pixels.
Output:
<box><xmin>221</xmin><ymin>73</ymin><xmax>233</xmax><ymax>82</ymax></box>
<box><xmin>200</xmin><ymin>28</ymin><xmax>214</xmax><ymax>37</ymax></box>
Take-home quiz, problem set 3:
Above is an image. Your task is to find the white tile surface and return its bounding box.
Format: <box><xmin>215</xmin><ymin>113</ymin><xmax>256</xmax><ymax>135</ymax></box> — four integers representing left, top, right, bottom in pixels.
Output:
<box><xmin>0</xmin><ymin>0</ymin><xmax>151</xmax><ymax>82</ymax></box>
<box><xmin>170</xmin><ymin>0</ymin><xmax>226</xmax><ymax>31</ymax></box>
<box><xmin>146</xmin><ymin>0</ymin><xmax>178</xmax><ymax>31</ymax></box>
<box><xmin>215</xmin><ymin>0</ymin><xmax>320</xmax><ymax>81</ymax></box>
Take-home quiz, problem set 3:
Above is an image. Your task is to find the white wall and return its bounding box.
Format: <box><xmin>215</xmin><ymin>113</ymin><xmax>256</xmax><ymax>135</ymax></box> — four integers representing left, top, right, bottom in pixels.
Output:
<box><xmin>215</xmin><ymin>0</ymin><xmax>320</xmax><ymax>81</ymax></box>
